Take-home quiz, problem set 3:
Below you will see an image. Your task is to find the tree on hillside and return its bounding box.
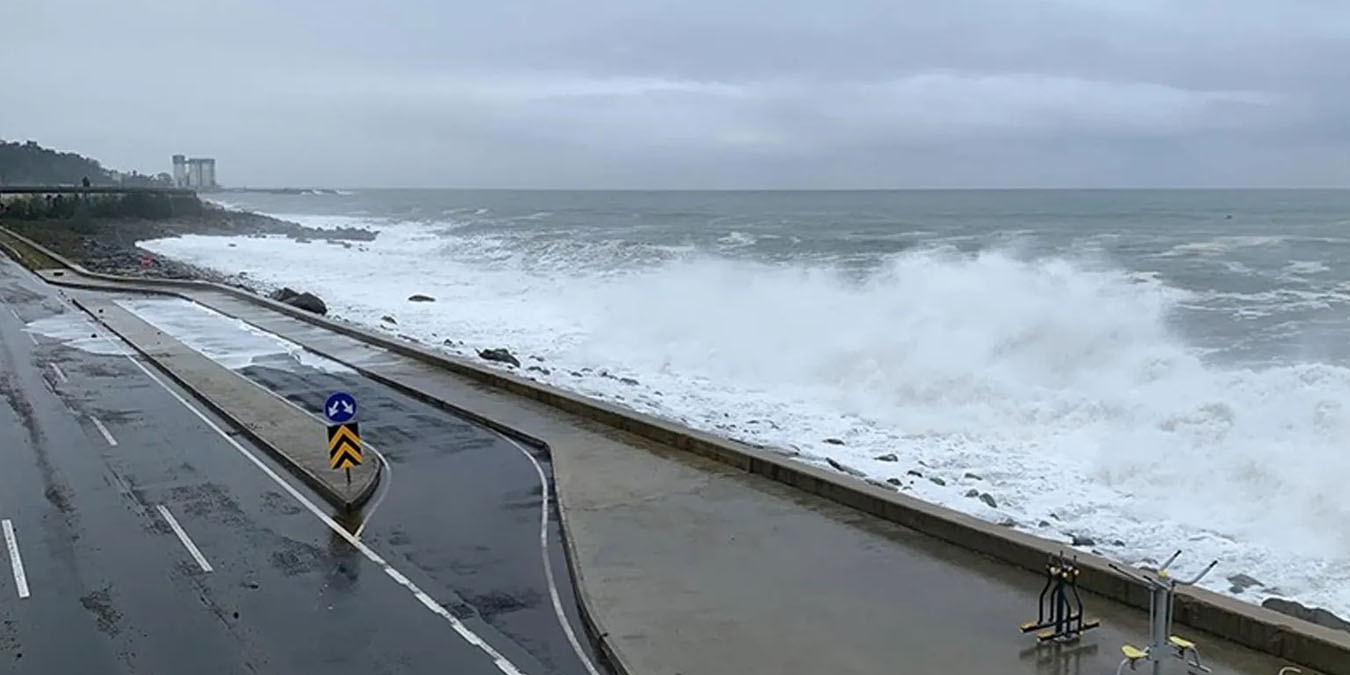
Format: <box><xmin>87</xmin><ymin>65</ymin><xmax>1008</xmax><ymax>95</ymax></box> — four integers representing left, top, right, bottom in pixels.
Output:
<box><xmin>0</xmin><ymin>140</ymin><xmax>171</xmax><ymax>187</ymax></box>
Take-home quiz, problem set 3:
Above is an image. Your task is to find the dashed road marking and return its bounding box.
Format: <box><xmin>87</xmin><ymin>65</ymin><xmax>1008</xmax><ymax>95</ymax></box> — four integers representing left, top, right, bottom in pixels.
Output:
<box><xmin>156</xmin><ymin>505</ymin><xmax>213</xmax><ymax>573</ymax></box>
<box><xmin>2</xmin><ymin>519</ymin><xmax>30</xmax><ymax>599</ymax></box>
<box><xmin>50</xmin><ymin>363</ymin><xmax>68</xmax><ymax>383</ymax></box>
<box><xmin>89</xmin><ymin>415</ymin><xmax>118</xmax><ymax>446</ymax></box>
<box><xmin>126</xmin><ymin>297</ymin><xmax>594</xmax><ymax>671</ymax></box>
<box><xmin>108</xmin><ymin>336</ymin><xmax>527</xmax><ymax>674</ymax></box>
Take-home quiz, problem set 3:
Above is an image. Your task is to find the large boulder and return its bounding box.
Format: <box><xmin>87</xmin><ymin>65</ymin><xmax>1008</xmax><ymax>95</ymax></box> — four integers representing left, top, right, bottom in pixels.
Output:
<box><xmin>287</xmin><ymin>292</ymin><xmax>327</xmax><ymax>315</ymax></box>
<box><xmin>269</xmin><ymin>287</ymin><xmax>299</xmax><ymax>303</ymax></box>
<box><xmin>479</xmin><ymin>348</ymin><xmax>520</xmax><ymax>367</ymax></box>
<box><xmin>1227</xmin><ymin>574</ymin><xmax>1264</xmax><ymax>594</ymax></box>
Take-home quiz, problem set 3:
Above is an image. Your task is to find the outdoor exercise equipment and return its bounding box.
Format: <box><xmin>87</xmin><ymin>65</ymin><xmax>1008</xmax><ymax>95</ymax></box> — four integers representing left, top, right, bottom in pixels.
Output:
<box><xmin>1020</xmin><ymin>552</ymin><xmax>1101</xmax><ymax>643</ymax></box>
<box><xmin>1112</xmin><ymin>551</ymin><xmax>1218</xmax><ymax>675</ymax></box>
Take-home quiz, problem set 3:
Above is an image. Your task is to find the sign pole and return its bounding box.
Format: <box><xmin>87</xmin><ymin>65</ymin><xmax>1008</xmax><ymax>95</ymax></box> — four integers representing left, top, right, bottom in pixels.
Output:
<box><xmin>346</xmin><ymin>468</ymin><xmax>351</xmax><ymax>485</ymax></box>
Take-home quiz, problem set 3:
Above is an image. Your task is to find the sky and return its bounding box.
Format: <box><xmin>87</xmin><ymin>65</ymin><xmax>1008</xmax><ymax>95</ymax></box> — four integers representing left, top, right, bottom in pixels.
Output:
<box><xmin>2</xmin><ymin>0</ymin><xmax>1348</xmax><ymax>188</ymax></box>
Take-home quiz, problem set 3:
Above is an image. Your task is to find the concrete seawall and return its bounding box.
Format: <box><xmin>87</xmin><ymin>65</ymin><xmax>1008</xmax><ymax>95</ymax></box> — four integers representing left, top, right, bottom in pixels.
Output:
<box><xmin>4</xmin><ymin>225</ymin><xmax>1348</xmax><ymax>674</ymax></box>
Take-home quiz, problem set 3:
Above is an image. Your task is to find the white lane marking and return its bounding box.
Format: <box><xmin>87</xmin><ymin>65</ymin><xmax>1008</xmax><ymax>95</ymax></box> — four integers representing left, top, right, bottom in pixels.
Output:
<box><xmin>50</xmin><ymin>363</ymin><xmax>68</xmax><ymax>383</ymax></box>
<box><xmin>26</xmin><ymin>332</ymin><xmax>38</xmax><ymax>346</ymax></box>
<box><xmin>110</xmin><ymin>295</ymin><xmax>395</xmax><ymax>535</ymax></box>
<box><xmin>89</xmin><ymin>415</ymin><xmax>118</xmax><ymax>446</ymax></box>
<box><xmin>156</xmin><ymin>504</ymin><xmax>214</xmax><ymax>572</ymax></box>
<box><xmin>157</xmin><ymin>295</ymin><xmax>593</xmax><ymax>670</ymax></box>
<box><xmin>496</xmin><ymin>433</ymin><xmax>604</xmax><ymax>675</ymax></box>
<box><xmin>353</xmin><ymin>442</ymin><xmax>392</xmax><ymax>539</ymax></box>
<box><xmin>2</xmin><ymin>519</ymin><xmax>30</xmax><ymax>599</ymax></box>
<box><xmin>7</xmin><ymin>307</ymin><xmax>19</xmax><ymax>321</ymax></box>
<box><xmin>107</xmin><ymin>340</ymin><xmax>526</xmax><ymax>675</ymax></box>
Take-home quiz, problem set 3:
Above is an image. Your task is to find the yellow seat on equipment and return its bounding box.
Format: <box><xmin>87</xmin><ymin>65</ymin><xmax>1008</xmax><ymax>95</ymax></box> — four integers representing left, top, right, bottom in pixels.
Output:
<box><xmin>1168</xmin><ymin>635</ymin><xmax>1196</xmax><ymax>650</ymax></box>
<box><xmin>1121</xmin><ymin>645</ymin><xmax>1148</xmax><ymax>661</ymax></box>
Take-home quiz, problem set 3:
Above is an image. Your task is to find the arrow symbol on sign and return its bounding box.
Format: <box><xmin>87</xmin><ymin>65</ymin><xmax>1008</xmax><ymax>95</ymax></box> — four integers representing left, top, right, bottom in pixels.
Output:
<box><xmin>327</xmin><ymin>400</ymin><xmax>353</xmax><ymax>418</ymax></box>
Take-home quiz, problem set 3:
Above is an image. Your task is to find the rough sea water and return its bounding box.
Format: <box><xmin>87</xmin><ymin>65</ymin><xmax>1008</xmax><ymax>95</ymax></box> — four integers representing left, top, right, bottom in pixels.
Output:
<box><xmin>142</xmin><ymin>189</ymin><xmax>1350</xmax><ymax>617</ymax></box>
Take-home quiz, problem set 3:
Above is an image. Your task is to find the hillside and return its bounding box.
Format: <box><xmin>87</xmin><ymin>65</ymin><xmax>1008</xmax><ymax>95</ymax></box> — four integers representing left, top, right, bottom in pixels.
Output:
<box><xmin>0</xmin><ymin>139</ymin><xmax>171</xmax><ymax>187</ymax></box>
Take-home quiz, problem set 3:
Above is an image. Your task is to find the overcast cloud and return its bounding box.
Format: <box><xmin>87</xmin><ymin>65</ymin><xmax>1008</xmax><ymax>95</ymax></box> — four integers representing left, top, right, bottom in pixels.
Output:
<box><xmin>2</xmin><ymin>0</ymin><xmax>1347</xmax><ymax>188</ymax></box>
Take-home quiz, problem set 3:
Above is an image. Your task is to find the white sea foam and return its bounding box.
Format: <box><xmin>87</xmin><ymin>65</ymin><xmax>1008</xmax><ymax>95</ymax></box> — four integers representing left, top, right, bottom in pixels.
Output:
<box><xmin>268</xmin><ymin>212</ymin><xmax>382</xmax><ymax>232</ymax></box>
<box><xmin>202</xmin><ymin>197</ymin><xmax>242</xmax><ymax>210</ymax></box>
<box><xmin>1188</xmin><ymin>287</ymin><xmax>1349</xmax><ymax>315</ymax></box>
<box><xmin>1283</xmin><ymin>260</ymin><xmax>1332</xmax><ymax>276</ymax></box>
<box><xmin>1158</xmin><ymin>235</ymin><xmax>1289</xmax><ymax>259</ymax></box>
<box><xmin>116</xmin><ymin>297</ymin><xmax>353</xmax><ymax>374</ymax></box>
<box><xmin>140</xmin><ymin>221</ymin><xmax>1350</xmax><ymax>617</ymax></box>
<box><xmin>717</xmin><ymin>231</ymin><xmax>758</xmax><ymax>247</ymax></box>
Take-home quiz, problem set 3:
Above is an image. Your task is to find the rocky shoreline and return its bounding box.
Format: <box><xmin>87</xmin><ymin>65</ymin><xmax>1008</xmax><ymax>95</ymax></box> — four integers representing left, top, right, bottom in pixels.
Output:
<box><xmin>3</xmin><ymin>203</ymin><xmax>375</xmax><ymax>289</ymax></box>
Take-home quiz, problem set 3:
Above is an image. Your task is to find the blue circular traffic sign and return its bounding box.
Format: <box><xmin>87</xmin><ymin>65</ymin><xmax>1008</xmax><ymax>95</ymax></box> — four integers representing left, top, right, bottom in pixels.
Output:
<box><xmin>324</xmin><ymin>392</ymin><xmax>357</xmax><ymax>423</ymax></box>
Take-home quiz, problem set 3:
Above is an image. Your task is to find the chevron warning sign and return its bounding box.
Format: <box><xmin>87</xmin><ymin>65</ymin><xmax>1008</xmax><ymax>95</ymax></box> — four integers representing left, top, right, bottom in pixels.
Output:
<box><xmin>327</xmin><ymin>422</ymin><xmax>363</xmax><ymax>470</ymax></box>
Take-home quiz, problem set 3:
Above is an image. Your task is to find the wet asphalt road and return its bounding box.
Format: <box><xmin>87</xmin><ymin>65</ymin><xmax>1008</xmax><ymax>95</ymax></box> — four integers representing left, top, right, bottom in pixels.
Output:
<box><xmin>0</xmin><ymin>256</ymin><xmax>603</xmax><ymax>674</ymax></box>
<box><xmin>236</xmin><ymin>360</ymin><xmax>603</xmax><ymax>675</ymax></box>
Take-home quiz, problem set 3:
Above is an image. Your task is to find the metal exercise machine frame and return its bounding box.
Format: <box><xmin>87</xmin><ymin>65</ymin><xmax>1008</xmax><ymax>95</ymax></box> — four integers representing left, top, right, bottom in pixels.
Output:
<box><xmin>1112</xmin><ymin>551</ymin><xmax>1217</xmax><ymax>675</ymax></box>
<box><xmin>1020</xmin><ymin>551</ymin><xmax>1101</xmax><ymax>643</ymax></box>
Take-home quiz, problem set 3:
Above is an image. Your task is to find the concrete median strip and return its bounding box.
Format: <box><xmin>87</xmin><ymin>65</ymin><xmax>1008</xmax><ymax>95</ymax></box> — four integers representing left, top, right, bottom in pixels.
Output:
<box><xmin>103</xmin><ymin>327</ymin><xmax>529</xmax><ymax>675</ymax></box>
<box><xmin>70</xmin><ymin>295</ymin><xmax>380</xmax><ymax>511</ymax></box>
<box><xmin>6</xmin><ymin>225</ymin><xmax>1350</xmax><ymax>675</ymax></box>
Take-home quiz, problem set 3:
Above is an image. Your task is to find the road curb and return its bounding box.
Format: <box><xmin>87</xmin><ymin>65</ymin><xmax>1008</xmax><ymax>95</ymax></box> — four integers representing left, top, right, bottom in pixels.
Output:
<box><xmin>0</xmin><ymin>227</ymin><xmax>635</xmax><ymax>674</ymax></box>
<box><xmin>4</xmin><ymin>225</ymin><xmax>1347</xmax><ymax>674</ymax></box>
<box><xmin>68</xmin><ymin>296</ymin><xmax>382</xmax><ymax>512</ymax></box>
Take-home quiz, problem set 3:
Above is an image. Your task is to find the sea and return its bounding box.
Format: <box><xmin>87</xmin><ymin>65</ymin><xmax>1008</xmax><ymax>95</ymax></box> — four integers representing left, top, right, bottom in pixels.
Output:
<box><xmin>140</xmin><ymin>189</ymin><xmax>1350</xmax><ymax>617</ymax></box>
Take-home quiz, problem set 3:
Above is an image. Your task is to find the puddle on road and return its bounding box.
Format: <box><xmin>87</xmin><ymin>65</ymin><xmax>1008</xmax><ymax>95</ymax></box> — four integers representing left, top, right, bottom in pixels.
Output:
<box><xmin>25</xmin><ymin>313</ymin><xmax>126</xmax><ymax>355</ymax></box>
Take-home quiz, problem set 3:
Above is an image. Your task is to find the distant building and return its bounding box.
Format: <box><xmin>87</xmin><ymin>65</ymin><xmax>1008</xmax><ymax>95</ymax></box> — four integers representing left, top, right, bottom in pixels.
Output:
<box><xmin>171</xmin><ymin>154</ymin><xmax>218</xmax><ymax>190</ymax></box>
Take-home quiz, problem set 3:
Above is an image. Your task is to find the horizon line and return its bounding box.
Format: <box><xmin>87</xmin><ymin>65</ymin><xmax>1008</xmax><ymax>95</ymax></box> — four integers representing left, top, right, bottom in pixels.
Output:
<box><xmin>217</xmin><ymin>185</ymin><xmax>1350</xmax><ymax>192</ymax></box>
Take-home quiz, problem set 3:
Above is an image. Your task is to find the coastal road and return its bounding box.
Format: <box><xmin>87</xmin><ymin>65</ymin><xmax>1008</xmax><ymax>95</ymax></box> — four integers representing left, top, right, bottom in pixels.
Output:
<box><xmin>0</xmin><ymin>255</ymin><xmax>604</xmax><ymax>673</ymax></box>
<box><xmin>7</xmin><ymin>248</ymin><xmax>1326</xmax><ymax>675</ymax></box>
